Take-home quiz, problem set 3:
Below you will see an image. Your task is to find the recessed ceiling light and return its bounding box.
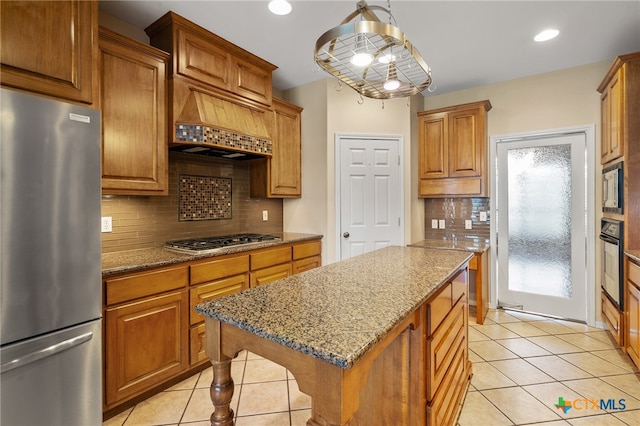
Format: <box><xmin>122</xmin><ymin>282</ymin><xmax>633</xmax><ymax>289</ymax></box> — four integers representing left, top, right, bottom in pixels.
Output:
<box><xmin>534</xmin><ymin>29</ymin><xmax>559</xmax><ymax>42</ymax></box>
<box><xmin>268</xmin><ymin>0</ymin><xmax>292</xmax><ymax>16</ymax></box>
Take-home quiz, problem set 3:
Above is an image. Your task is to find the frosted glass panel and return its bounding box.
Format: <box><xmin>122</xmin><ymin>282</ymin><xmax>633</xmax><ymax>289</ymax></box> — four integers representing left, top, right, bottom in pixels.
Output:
<box><xmin>507</xmin><ymin>144</ymin><xmax>572</xmax><ymax>298</ymax></box>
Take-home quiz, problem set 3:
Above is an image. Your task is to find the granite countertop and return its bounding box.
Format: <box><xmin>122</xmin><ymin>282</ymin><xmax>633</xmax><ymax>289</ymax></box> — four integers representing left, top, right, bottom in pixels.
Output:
<box><xmin>196</xmin><ymin>246</ymin><xmax>473</xmax><ymax>369</ymax></box>
<box><xmin>102</xmin><ymin>232</ymin><xmax>323</xmax><ymax>277</ymax></box>
<box><xmin>626</xmin><ymin>250</ymin><xmax>640</xmax><ymax>263</ymax></box>
<box><xmin>408</xmin><ymin>239</ymin><xmax>490</xmax><ymax>253</ymax></box>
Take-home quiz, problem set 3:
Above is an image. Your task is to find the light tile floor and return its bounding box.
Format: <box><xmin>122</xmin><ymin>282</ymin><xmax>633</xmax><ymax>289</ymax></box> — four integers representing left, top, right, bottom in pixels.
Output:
<box><xmin>104</xmin><ymin>309</ymin><xmax>640</xmax><ymax>426</ymax></box>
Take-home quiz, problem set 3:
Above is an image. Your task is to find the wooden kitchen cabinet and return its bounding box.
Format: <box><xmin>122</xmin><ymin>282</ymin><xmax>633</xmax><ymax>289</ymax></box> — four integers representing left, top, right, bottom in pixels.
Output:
<box><xmin>599</xmin><ymin>67</ymin><xmax>624</xmax><ymax>164</ymax></box>
<box><xmin>98</xmin><ymin>27</ymin><xmax>170</xmax><ymax>195</ymax></box>
<box><xmin>292</xmin><ymin>240</ymin><xmax>322</xmax><ymax>273</ymax></box>
<box><xmin>0</xmin><ymin>0</ymin><xmax>98</xmax><ymax>104</ymax></box>
<box><xmin>626</xmin><ymin>257</ymin><xmax>640</xmax><ymax>368</ymax></box>
<box><xmin>418</xmin><ymin>100</ymin><xmax>491</xmax><ymax>197</ymax></box>
<box><xmin>601</xmin><ymin>290</ymin><xmax>623</xmax><ymax>346</ymax></box>
<box><xmin>250</xmin><ymin>98</ymin><xmax>303</xmax><ymax>198</ymax></box>
<box><xmin>250</xmin><ymin>246</ymin><xmax>292</xmax><ymax>287</ymax></box>
<box><xmin>104</xmin><ymin>266</ymin><xmax>189</xmax><ymax>409</ymax></box>
<box><xmin>426</xmin><ymin>268</ymin><xmax>469</xmax><ymax>426</ymax></box>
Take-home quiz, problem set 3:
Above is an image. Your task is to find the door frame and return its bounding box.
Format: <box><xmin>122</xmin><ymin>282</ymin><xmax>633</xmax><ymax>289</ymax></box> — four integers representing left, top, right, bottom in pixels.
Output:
<box><xmin>489</xmin><ymin>125</ymin><xmax>596</xmax><ymax>325</ymax></box>
<box><xmin>334</xmin><ymin>133</ymin><xmax>405</xmax><ymax>260</ymax></box>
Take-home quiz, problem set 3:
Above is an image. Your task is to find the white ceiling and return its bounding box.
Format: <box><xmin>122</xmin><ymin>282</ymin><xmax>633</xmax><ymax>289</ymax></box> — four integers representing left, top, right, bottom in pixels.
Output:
<box><xmin>99</xmin><ymin>1</ymin><xmax>640</xmax><ymax>96</ymax></box>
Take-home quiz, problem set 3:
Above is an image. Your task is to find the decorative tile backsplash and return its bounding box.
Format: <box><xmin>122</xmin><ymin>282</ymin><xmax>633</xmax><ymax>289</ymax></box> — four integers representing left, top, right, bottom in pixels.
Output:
<box><xmin>176</xmin><ymin>124</ymin><xmax>272</xmax><ymax>155</ymax></box>
<box><xmin>424</xmin><ymin>198</ymin><xmax>490</xmax><ymax>242</ymax></box>
<box><xmin>179</xmin><ymin>174</ymin><xmax>232</xmax><ymax>221</ymax></box>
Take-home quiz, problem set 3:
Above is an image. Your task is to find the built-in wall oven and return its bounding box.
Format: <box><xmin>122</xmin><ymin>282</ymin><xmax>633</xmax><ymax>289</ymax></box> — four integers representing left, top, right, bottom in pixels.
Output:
<box><xmin>603</xmin><ymin>161</ymin><xmax>623</xmax><ymax>214</ymax></box>
<box><xmin>600</xmin><ymin>218</ymin><xmax>624</xmax><ymax>309</ymax></box>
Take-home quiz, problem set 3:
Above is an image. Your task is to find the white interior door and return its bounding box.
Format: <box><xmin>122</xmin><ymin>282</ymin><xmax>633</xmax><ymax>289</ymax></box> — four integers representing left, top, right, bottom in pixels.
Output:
<box><xmin>496</xmin><ymin>133</ymin><xmax>587</xmax><ymax>321</ymax></box>
<box><xmin>338</xmin><ymin>136</ymin><xmax>402</xmax><ymax>260</ymax></box>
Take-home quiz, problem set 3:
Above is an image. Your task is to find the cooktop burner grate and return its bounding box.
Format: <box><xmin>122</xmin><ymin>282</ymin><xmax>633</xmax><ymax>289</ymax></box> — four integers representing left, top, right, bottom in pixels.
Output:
<box><xmin>165</xmin><ymin>233</ymin><xmax>280</xmax><ymax>253</ymax></box>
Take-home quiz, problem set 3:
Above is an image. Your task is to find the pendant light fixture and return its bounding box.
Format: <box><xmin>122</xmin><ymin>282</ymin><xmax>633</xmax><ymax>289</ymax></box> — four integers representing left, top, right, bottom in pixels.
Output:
<box><xmin>314</xmin><ymin>0</ymin><xmax>432</xmax><ymax>99</ymax></box>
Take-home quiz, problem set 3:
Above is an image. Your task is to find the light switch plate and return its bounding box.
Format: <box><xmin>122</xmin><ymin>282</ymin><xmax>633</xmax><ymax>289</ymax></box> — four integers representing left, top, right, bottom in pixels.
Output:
<box><xmin>262</xmin><ymin>210</ymin><xmax>268</xmax><ymax>221</ymax></box>
<box><xmin>465</xmin><ymin>220</ymin><xmax>472</xmax><ymax>230</ymax></box>
<box><xmin>431</xmin><ymin>219</ymin><xmax>438</xmax><ymax>229</ymax></box>
<box><xmin>101</xmin><ymin>216</ymin><xmax>112</xmax><ymax>233</ymax></box>
<box><xmin>438</xmin><ymin>219</ymin><xmax>445</xmax><ymax>229</ymax></box>
<box><xmin>480</xmin><ymin>211</ymin><xmax>487</xmax><ymax>222</ymax></box>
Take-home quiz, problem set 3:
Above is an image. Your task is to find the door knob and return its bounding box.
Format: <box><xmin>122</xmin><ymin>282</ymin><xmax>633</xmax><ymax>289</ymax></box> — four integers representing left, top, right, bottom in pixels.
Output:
<box><xmin>343</xmin><ymin>232</ymin><xmax>350</xmax><ymax>238</ymax></box>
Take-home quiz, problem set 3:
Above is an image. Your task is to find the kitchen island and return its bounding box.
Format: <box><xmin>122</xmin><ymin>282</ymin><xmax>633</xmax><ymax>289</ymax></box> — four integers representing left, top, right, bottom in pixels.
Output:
<box><xmin>196</xmin><ymin>246</ymin><xmax>473</xmax><ymax>426</ymax></box>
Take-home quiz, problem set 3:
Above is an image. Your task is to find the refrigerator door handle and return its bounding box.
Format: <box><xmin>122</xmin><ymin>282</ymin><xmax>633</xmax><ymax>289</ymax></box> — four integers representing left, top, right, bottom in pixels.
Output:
<box><xmin>1</xmin><ymin>331</ymin><xmax>93</xmax><ymax>373</ymax></box>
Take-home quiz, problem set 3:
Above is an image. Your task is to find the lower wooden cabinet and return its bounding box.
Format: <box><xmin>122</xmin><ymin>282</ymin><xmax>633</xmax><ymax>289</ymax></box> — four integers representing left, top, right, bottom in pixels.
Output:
<box><xmin>105</xmin><ymin>289</ymin><xmax>189</xmax><ymax>406</ymax></box>
<box><xmin>426</xmin><ymin>268</ymin><xmax>469</xmax><ymax>426</ymax></box>
<box><xmin>601</xmin><ymin>290</ymin><xmax>623</xmax><ymax>346</ymax></box>
<box><xmin>250</xmin><ymin>246</ymin><xmax>292</xmax><ymax>287</ymax></box>
<box><xmin>627</xmin><ymin>257</ymin><xmax>640</xmax><ymax>368</ymax></box>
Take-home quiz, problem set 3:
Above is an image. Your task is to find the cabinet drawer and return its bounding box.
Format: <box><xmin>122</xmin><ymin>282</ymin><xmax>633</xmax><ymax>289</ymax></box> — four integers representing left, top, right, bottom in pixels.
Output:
<box><xmin>292</xmin><ymin>240</ymin><xmax>321</xmax><ymax>260</ymax></box>
<box><xmin>427</xmin><ymin>298</ymin><xmax>466</xmax><ymax>400</ymax></box>
<box><xmin>293</xmin><ymin>256</ymin><xmax>321</xmax><ymax>274</ymax></box>
<box><xmin>176</xmin><ymin>27</ymin><xmax>232</xmax><ymax>91</ymax></box>
<box><xmin>427</xmin><ymin>283</ymin><xmax>452</xmax><ymax>335</ymax></box>
<box><xmin>189</xmin><ymin>274</ymin><xmax>248</xmax><ymax>325</ymax></box>
<box><xmin>106</xmin><ymin>266</ymin><xmax>189</xmax><ymax>306</ymax></box>
<box><xmin>628</xmin><ymin>258</ymin><xmax>640</xmax><ymax>285</ymax></box>
<box><xmin>428</xmin><ymin>341</ymin><xmax>466</xmax><ymax>426</ymax></box>
<box><xmin>250</xmin><ymin>263</ymin><xmax>292</xmax><ymax>287</ymax></box>
<box><xmin>190</xmin><ymin>255</ymin><xmax>249</xmax><ymax>285</ymax></box>
<box><xmin>601</xmin><ymin>291</ymin><xmax>623</xmax><ymax>345</ymax></box>
<box><xmin>451</xmin><ymin>269</ymin><xmax>468</xmax><ymax>305</ymax></box>
<box><xmin>251</xmin><ymin>246</ymin><xmax>291</xmax><ymax>270</ymax></box>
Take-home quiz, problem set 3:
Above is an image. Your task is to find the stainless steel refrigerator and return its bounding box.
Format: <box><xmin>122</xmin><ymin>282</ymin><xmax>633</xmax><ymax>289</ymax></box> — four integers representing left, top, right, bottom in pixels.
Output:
<box><xmin>1</xmin><ymin>88</ymin><xmax>102</xmax><ymax>425</ymax></box>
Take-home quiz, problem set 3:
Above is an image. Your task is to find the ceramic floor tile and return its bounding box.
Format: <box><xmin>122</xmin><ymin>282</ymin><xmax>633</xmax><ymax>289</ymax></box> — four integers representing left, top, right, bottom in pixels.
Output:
<box><xmin>196</xmin><ymin>362</ymin><xmax>246</xmax><ymax>389</ymax></box>
<box><xmin>612</xmin><ymin>408</ymin><xmax>640</xmax><ymax>425</ymax></box>
<box><xmin>584</xmin><ymin>330</ymin><xmax>619</xmax><ymax>345</ymax></box>
<box><xmin>290</xmin><ymin>409</ymin><xmax>312</xmax><ymax>426</ymax></box>
<box><xmin>236</xmin><ymin>380</ymin><xmax>289</xmax><ymax>416</ymax></box>
<box><xmin>501</xmin><ymin>321</ymin><xmax>551</xmax><ymax>337</ymax></box>
<box><xmin>559</xmin><ymin>352</ymin><xmax>630</xmax><ymax>377</ymax></box>
<box><xmin>181</xmin><ymin>387</ymin><xmax>238</xmax><ymax>423</ymax></box>
<box><xmin>457</xmin><ymin>391</ymin><xmax>513</xmax><ymax>426</ymax></box>
<box><xmin>484</xmin><ymin>310</ymin><xmax>523</xmax><ymax>324</ymax></box>
<box><xmin>167</xmin><ymin>373</ymin><xmax>199</xmax><ymax>391</ymax></box>
<box><xmin>552</xmin><ymin>320</ymin><xmax>603</xmax><ymax>333</ymax></box>
<box><xmin>468</xmin><ymin>348</ymin><xmax>484</xmax><ymax>363</ymax></box>
<box><xmin>529</xmin><ymin>320</ymin><xmax>579</xmax><ymax>335</ymax></box>
<box><xmin>469</xmin><ymin>340</ymin><xmax>519</xmax><ymax>361</ymax></box>
<box><xmin>489</xmin><ymin>358</ymin><xmax>555</xmax><ymax>385</ymax></box>
<box><xmin>561</xmin><ymin>333</ymin><xmax>617</xmax><ymax>351</ymax></box>
<box><xmin>481</xmin><ymin>386</ymin><xmax>562</xmax><ymax>424</ymax></box>
<box><xmin>600</xmin><ymin>373</ymin><xmax>640</xmax><ymax>400</ymax></box>
<box><xmin>522</xmin><ymin>381</ymin><xmax>594</xmax><ymax>420</ymax></box>
<box><xmin>288</xmin><ymin>379</ymin><xmax>312</xmax><ymax>410</ymax></box>
<box><xmin>470</xmin><ymin>361</ymin><xmax>517</xmax><ymax>390</ymax></box>
<box><xmin>503</xmin><ymin>310</ymin><xmax>548</xmax><ymax>322</ymax></box>
<box><xmin>243</xmin><ymin>358</ymin><xmax>288</xmax><ymax>383</ymax></box>
<box><xmin>496</xmin><ymin>337</ymin><xmax>552</xmax><ymax>358</ymax></box>
<box><xmin>591</xmin><ymin>350</ymin><xmax>640</xmax><ymax>373</ymax></box>
<box><xmin>246</xmin><ymin>351</ymin><xmax>264</xmax><ymax>360</ymax></box>
<box><xmin>473</xmin><ymin>324</ymin><xmax>521</xmax><ymax>339</ymax></box>
<box><xmin>103</xmin><ymin>408</ymin><xmax>132</xmax><ymax>426</ymax></box>
<box><xmin>525</xmin><ymin>355</ymin><xmax>592</xmax><ymax>381</ymax></box>
<box><xmin>123</xmin><ymin>389</ymin><xmax>191</xmax><ymax>425</ymax></box>
<box><xmin>527</xmin><ymin>335</ymin><xmax>586</xmax><ymax>354</ymax></box>
<box><xmin>468</xmin><ymin>326</ymin><xmax>491</xmax><ymax>341</ymax></box>
<box><xmin>562</xmin><ymin>378</ymin><xmax>640</xmax><ymax>411</ymax></box>
<box><xmin>234</xmin><ymin>412</ymin><xmax>291</xmax><ymax>426</ymax></box>
<box><xmin>565</xmin><ymin>413</ymin><xmax>629</xmax><ymax>425</ymax></box>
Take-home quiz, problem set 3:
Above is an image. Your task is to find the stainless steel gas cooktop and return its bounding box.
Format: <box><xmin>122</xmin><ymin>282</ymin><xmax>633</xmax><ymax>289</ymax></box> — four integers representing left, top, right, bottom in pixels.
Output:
<box><xmin>165</xmin><ymin>233</ymin><xmax>280</xmax><ymax>254</ymax></box>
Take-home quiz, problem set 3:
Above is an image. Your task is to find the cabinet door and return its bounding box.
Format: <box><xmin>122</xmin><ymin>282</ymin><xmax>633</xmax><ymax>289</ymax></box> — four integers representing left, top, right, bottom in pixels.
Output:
<box><xmin>99</xmin><ymin>28</ymin><xmax>169</xmax><ymax>195</ymax></box>
<box><xmin>418</xmin><ymin>113</ymin><xmax>448</xmax><ymax>179</ymax></box>
<box><xmin>292</xmin><ymin>256</ymin><xmax>322</xmax><ymax>274</ymax></box>
<box><xmin>270</xmin><ymin>99</ymin><xmax>302</xmax><ymax>196</ymax></box>
<box><xmin>105</xmin><ymin>290</ymin><xmax>188</xmax><ymax>406</ymax></box>
<box><xmin>189</xmin><ymin>274</ymin><xmax>248</xmax><ymax>325</ymax></box>
<box><xmin>234</xmin><ymin>56</ymin><xmax>273</xmax><ymax>106</ymax></box>
<box><xmin>0</xmin><ymin>0</ymin><xmax>96</xmax><ymax>104</ymax></box>
<box><xmin>250</xmin><ymin>263</ymin><xmax>292</xmax><ymax>287</ymax></box>
<box><xmin>602</xmin><ymin>68</ymin><xmax>625</xmax><ymax>163</ymax></box>
<box><xmin>175</xmin><ymin>26</ymin><xmax>232</xmax><ymax>92</ymax></box>
<box><xmin>448</xmin><ymin>108</ymin><xmax>482</xmax><ymax>177</ymax></box>
<box><xmin>627</xmin><ymin>261</ymin><xmax>640</xmax><ymax>367</ymax></box>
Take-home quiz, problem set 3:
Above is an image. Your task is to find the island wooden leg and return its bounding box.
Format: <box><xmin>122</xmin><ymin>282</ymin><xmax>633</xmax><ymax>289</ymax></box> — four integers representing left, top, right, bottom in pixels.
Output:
<box><xmin>209</xmin><ymin>358</ymin><xmax>234</xmax><ymax>426</ymax></box>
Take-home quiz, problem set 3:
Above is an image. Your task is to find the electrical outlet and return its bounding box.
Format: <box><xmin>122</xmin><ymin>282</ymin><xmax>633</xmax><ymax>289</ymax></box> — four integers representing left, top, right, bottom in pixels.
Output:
<box><xmin>431</xmin><ymin>219</ymin><xmax>438</xmax><ymax>229</ymax></box>
<box><xmin>101</xmin><ymin>216</ymin><xmax>112</xmax><ymax>233</ymax></box>
<box><xmin>465</xmin><ymin>220</ymin><xmax>472</xmax><ymax>230</ymax></box>
<box><xmin>480</xmin><ymin>211</ymin><xmax>487</xmax><ymax>222</ymax></box>
<box><xmin>438</xmin><ymin>219</ymin><xmax>445</xmax><ymax>229</ymax></box>
<box><xmin>262</xmin><ymin>210</ymin><xmax>268</xmax><ymax>221</ymax></box>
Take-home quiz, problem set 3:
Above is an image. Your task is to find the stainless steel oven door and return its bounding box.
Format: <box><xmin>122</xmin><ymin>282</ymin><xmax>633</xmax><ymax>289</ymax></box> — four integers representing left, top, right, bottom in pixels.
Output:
<box><xmin>601</xmin><ymin>233</ymin><xmax>621</xmax><ymax>308</ymax></box>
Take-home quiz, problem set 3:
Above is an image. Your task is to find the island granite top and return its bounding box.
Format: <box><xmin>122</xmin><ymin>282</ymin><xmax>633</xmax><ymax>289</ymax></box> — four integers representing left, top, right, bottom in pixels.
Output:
<box><xmin>102</xmin><ymin>232</ymin><xmax>323</xmax><ymax>277</ymax></box>
<box><xmin>409</xmin><ymin>239</ymin><xmax>490</xmax><ymax>253</ymax></box>
<box><xmin>196</xmin><ymin>246</ymin><xmax>473</xmax><ymax>369</ymax></box>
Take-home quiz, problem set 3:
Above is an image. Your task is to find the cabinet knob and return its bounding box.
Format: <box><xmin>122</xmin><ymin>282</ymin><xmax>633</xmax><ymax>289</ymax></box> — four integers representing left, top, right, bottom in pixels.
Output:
<box><xmin>343</xmin><ymin>232</ymin><xmax>350</xmax><ymax>238</ymax></box>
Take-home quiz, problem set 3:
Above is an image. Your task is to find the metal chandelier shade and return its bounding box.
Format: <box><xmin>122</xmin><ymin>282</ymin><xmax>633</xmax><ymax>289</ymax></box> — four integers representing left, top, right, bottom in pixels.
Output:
<box><xmin>314</xmin><ymin>1</ymin><xmax>432</xmax><ymax>99</ymax></box>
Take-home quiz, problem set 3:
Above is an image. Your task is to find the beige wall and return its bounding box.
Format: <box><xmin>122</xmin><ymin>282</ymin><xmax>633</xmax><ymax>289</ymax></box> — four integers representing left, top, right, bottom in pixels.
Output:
<box><xmin>422</xmin><ymin>61</ymin><xmax>611</xmax><ymax>324</ymax></box>
<box><xmin>284</xmin><ymin>79</ymin><xmax>417</xmax><ymax>264</ymax></box>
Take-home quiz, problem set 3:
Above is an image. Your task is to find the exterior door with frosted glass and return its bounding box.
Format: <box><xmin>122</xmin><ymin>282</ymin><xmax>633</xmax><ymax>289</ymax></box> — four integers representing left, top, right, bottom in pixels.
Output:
<box><xmin>496</xmin><ymin>134</ymin><xmax>586</xmax><ymax>321</ymax></box>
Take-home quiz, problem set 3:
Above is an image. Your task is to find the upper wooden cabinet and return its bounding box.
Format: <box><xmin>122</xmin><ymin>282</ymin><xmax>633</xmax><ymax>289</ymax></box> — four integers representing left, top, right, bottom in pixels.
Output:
<box><xmin>598</xmin><ymin>52</ymin><xmax>640</xmax><ymax>165</ymax></box>
<box><xmin>0</xmin><ymin>0</ymin><xmax>98</xmax><ymax>104</ymax></box>
<box><xmin>98</xmin><ymin>27</ymin><xmax>170</xmax><ymax>195</ymax></box>
<box><xmin>250</xmin><ymin>98</ymin><xmax>303</xmax><ymax>198</ymax></box>
<box><xmin>145</xmin><ymin>11</ymin><xmax>276</xmax><ymax>108</ymax></box>
<box><xmin>418</xmin><ymin>100</ymin><xmax>491</xmax><ymax>197</ymax></box>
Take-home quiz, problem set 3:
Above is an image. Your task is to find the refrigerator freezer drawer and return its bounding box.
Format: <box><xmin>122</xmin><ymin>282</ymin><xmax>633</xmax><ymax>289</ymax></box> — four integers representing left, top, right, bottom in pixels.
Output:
<box><xmin>1</xmin><ymin>320</ymin><xmax>102</xmax><ymax>426</ymax></box>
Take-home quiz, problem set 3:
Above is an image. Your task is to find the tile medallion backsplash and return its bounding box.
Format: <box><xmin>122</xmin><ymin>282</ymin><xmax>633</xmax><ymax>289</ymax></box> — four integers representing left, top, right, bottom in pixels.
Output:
<box><xmin>179</xmin><ymin>174</ymin><xmax>232</xmax><ymax>221</ymax></box>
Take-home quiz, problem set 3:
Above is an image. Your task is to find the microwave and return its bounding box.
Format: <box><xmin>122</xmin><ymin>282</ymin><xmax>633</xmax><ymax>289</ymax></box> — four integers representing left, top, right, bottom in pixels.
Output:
<box><xmin>603</xmin><ymin>161</ymin><xmax>623</xmax><ymax>213</ymax></box>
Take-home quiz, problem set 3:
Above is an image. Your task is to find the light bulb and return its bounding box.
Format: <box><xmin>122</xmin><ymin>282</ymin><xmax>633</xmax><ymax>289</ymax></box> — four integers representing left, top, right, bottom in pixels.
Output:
<box><xmin>383</xmin><ymin>62</ymin><xmax>400</xmax><ymax>91</ymax></box>
<box><xmin>350</xmin><ymin>52</ymin><xmax>374</xmax><ymax>67</ymax></box>
<box><xmin>534</xmin><ymin>29</ymin><xmax>559</xmax><ymax>42</ymax></box>
<box><xmin>268</xmin><ymin>0</ymin><xmax>292</xmax><ymax>16</ymax></box>
<box><xmin>383</xmin><ymin>79</ymin><xmax>400</xmax><ymax>91</ymax></box>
